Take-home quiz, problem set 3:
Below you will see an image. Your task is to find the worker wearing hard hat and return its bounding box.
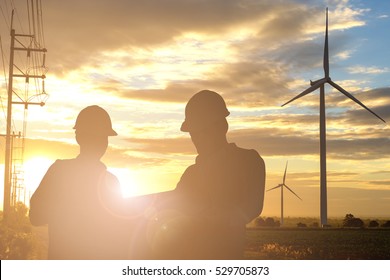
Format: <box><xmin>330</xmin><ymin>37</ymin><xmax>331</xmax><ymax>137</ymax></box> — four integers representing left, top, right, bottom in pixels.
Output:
<box><xmin>29</xmin><ymin>105</ymin><xmax>131</xmax><ymax>259</ymax></box>
<box><xmin>152</xmin><ymin>90</ymin><xmax>266</xmax><ymax>259</ymax></box>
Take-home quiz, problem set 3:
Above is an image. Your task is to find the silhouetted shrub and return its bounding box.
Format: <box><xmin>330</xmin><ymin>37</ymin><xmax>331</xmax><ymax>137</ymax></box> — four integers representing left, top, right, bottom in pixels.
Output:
<box><xmin>368</xmin><ymin>220</ymin><xmax>379</xmax><ymax>228</ymax></box>
<box><xmin>297</xmin><ymin>222</ymin><xmax>307</xmax><ymax>228</ymax></box>
<box><xmin>255</xmin><ymin>217</ymin><xmax>266</xmax><ymax>227</ymax></box>
<box><xmin>265</xmin><ymin>217</ymin><xmax>274</xmax><ymax>226</ymax></box>
<box><xmin>382</xmin><ymin>221</ymin><xmax>390</xmax><ymax>228</ymax></box>
<box><xmin>343</xmin><ymin>214</ymin><xmax>364</xmax><ymax>228</ymax></box>
<box><xmin>264</xmin><ymin>217</ymin><xmax>280</xmax><ymax>227</ymax></box>
<box><xmin>0</xmin><ymin>203</ymin><xmax>45</xmax><ymax>259</ymax></box>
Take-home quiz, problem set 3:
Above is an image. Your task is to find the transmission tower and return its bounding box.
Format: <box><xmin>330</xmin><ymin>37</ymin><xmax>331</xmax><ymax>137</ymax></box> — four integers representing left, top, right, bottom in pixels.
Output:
<box><xmin>2</xmin><ymin>4</ymin><xmax>48</xmax><ymax>221</ymax></box>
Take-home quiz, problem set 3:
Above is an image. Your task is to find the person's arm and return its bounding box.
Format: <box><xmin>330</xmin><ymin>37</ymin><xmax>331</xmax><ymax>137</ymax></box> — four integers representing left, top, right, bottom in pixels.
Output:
<box><xmin>242</xmin><ymin>150</ymin><xmax>266</xmax><ymax>223</ymax></box>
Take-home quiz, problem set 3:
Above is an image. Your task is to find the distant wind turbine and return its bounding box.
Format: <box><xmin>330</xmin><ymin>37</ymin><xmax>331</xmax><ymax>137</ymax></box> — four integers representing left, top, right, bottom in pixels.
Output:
<box><xmin>267</xmin><ymin>161</ymin><xmax>302</xmax><ymax>226</ymax></box>
<box><xmin>282</xmin><ymin>8</ymin><xmax>386</xmax><ymax>227</ymax></box>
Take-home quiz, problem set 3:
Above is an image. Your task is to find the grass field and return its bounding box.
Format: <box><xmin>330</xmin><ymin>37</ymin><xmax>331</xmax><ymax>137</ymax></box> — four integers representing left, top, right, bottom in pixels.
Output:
<box><xmin>28</xmin><ymin>224</ymin><xmax>390</xmax><ymax>260</ymax></box>
<box><xmin>245</xmin><ymin>227</ymin><xmax>390</xmax><ymax>260</ymax></box>
<box><xmin>2</xmin><ymin>208</ymin><xmax>390</xmax><ymax>260</ymax></box>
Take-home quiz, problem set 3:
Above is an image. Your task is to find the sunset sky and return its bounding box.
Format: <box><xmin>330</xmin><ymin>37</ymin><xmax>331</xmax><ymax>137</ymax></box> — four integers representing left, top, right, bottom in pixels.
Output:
<box><xmin>0</xmin><ymin>0</ymin><xmax>389</xmax><ymax>219</ymax></box>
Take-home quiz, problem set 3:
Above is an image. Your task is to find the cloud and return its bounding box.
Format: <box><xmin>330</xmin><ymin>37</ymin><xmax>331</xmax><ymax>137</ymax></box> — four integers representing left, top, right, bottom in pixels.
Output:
<box><xmin>93</xmin><ymin>60</ymin><xmax>293</xmax><ymax>108</ymax></box>
<box><xmin>119</xmin><ymin>123</ymin><xmax>389</xmax><ymax>161</ymax></box>
<box><xmin>15</xmin><ymin>138</ymin><xmax>172</xmax><ymax>169</ymax></box>
<box><xmin>369</xmin><ymin>180</ymin><xmax>390</xmax><ymax>186</ymax></box>
<box><xmin>343</xmin><ymin>104</ymin><xmax>389</xmax><ymax>126</ymax></box>
<box><xmin>40</xmin><ymin>0</ymin><xmax>286</xmax><ymax>73</ymax></box>
<box><xmin>2</xmin><ymin>1</ymin><xmax>386</xmax><ymax>165</ymax></box>
<box><xmin>22</xmin><ymin>138</ymin><xmax>78</xmax><ymax>161</ymax></box>
<box><xmin>327</xmin><ymin>138</ymin><xmax>390</xmax><ymax>160</ymax></box>
<box><xmin>126</xmin><ymin>136</ymin><xmax>195</xmax><ymax>155</ymax></box>
<box><xmin>1</xmin><ymin>0</ymin><xmax>369</xmax><ymax>121</ymax></box>
<box><xmin>341</xmin><ymin>87</ymin><xmax>390</xmax><ymax>125</ymax></box>
<box><xmin>2</xmin><ymin>0</ymin><xmax>370</xmax><ymax>105</ymax></box>
<box><xmin>303</xmin><ymin>87</ymin><xmax>390</xmax><ymax>127</ymax></box>
<box><xmin>2</xmin><ymin>0</ymin><xmax>364</xmax><ymax>75</ymax></box>
<box><xmin>347</xmin><ymin>66</ymin><xmax>390</xmax><ymax>74</ymax></box>
<box><xmin>230</xmin><ymin>128</ymin><xmax>389</xmax><ymax>160</ymax></box>
<box><xmin>263</xmin><ymin>186</ymin><xmax>390</xmax><ymax>217</ymax></box>
<box><xmin>98</xmin><ymin>81</ymin><xmax>199</xmax><ymax>104</ymax></box>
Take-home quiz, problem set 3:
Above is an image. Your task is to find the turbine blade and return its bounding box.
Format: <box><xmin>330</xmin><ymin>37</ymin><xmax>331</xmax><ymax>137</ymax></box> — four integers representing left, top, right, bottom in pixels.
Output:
<box><xmin>284</xmin><ymin>184</ymin><xmax>302</xmax><ymax>200</ymax></box>
<box><xmin>281</xmin><ymin>78</ymin><xmax>326</xmax><ymax>107</ymax></box>
<box><xmin>267</xmin><ymin>184</ymin><xmax>282</xmax><ymax>192</ymax></box>
<box><xmin>283</xmin><ymin>161</ymin><xmax>288</xmax><ymax>184</ymax></box>
<box><xmin>324</xmin><ymin>7</ymin><xmax>329</xmax><ymax>78</ymax></box>
<box><xmin>328</xmin><ymin>80</ymin><xmax>386</xmax><ymax>123</ymax></box>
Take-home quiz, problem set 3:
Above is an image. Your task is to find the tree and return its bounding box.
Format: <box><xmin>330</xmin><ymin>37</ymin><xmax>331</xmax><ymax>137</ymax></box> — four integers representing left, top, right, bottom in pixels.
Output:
<box><xmin>343</xmin><ymin>213</ymin><xmax>353</xmax><ymax>227</ymax></box>
<box><xmin>255</xmin><ymin>217</ymin><xmax>265</xmax><ymax>227</ymax></box>
<box><xmin>0</xmin><ymin>202</ymin><xmax>45</xmax><ymax>259</ymax></box>
<box><xmin>264</xmin><ymin>217</ymin><xmax>280</xmax><ymax>227</ymax></box>
<box><xmin>7</xmin><ymin>202</ymin><xmax>31</xmax><ymax>232</ymax></box>
<box><xmin>343</xmin><ymin>213</ymin><xmax>364</xmax><ymax>228</ymax></box>
<box><xmin>368</xmin><ymin>220</ymin><xmax>379</xmax><ymax>228</ymax></box>
<box><xmin>382</xmin><ymin>221</ymin><xmax>390</xmax><ymax>228</ymax></box>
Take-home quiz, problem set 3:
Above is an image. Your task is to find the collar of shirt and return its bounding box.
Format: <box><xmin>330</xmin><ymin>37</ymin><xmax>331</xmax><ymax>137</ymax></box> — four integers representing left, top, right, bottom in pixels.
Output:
<box><xmin>75</xmin><ymin>155</ymin><xmax>107</xmax><ymax>171</ymax></box>
<box><xmin>195</xmin><ymin>142</ymin><xmax>236</xmax><ymax>165</ymax></box>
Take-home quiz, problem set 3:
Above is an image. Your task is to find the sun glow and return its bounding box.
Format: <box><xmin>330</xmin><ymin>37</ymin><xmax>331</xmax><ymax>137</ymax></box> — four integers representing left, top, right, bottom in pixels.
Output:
<box><xmin>23</xmin><ymin>158</ymin><xmax>149</xmax><ymax>199</ymax></box>
<box><xmin>24</xmin><ymin>157</ymin><xmax>54</xmax><ymax>195</ymax></box>
<box><xmin>110</xmin><ymin>168</ymin><xmax>144</xmax><ymax>198</ymax></box>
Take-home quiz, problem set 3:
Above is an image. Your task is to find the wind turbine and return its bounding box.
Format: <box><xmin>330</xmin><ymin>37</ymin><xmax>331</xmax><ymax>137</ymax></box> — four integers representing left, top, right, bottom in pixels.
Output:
<box><xmin>267</xmin><ymin>161</ymin><xmax>302</xmax><ymax>226</ymax></box>
<box><xmin>282</xmin><ymin>8</ymin><xmax>386</xmax><ymax>227</ymax></box>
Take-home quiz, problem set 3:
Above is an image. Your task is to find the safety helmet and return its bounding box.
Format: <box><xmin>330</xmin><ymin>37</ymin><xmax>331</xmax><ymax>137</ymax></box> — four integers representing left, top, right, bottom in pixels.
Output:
<box><xmin>180</xmin><ymin>90</ymin><xmax>230</xmax><ymax>132</ymax></box>
<box><xmin>73</xmin><ymin>105</ymin><xmax>117</xmax><ymax>136</ymax></box>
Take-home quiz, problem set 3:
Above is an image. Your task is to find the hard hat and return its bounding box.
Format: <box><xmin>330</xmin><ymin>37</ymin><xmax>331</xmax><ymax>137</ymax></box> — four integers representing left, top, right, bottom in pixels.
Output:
<box><xmin>181</xmin><ymin>90</ymin><xmax>230</xmax><ymax>132</ymax></box>
<box><xmin>73</xmin><ymin>105</ymin><xmax>117</xmax><ymax>136</ymax></box>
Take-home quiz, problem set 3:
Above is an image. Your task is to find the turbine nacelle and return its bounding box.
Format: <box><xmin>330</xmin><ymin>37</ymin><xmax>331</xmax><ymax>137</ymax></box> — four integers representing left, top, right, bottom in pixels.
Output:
<box><xmin>282</xmin><ymin>7</ymin><xmax>385</xmax><ymax>124</ymax></box>
<box><xmin>310</xmin><ymin>77</ymin><xmax>331</xmax><ymax>86</ymax></box>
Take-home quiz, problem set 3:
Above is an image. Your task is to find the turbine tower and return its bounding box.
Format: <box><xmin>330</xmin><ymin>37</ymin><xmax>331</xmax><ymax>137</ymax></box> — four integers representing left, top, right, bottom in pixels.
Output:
<box><xmin>282</xmin><ymin>8</ymin><xmax>386</xmax><ymax>227</ymax></box>
<box><xmin>267</xmin><ymin>161</ymin><xmax>302</xmax><ymax>226</ymax></box>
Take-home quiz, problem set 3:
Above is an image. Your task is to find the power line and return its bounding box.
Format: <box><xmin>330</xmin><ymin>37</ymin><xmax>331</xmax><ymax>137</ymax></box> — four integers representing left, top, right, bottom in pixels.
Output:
<box><xmin>2</xmin><ymin>0</ymin><xmax>48</xmax><ymax>220</ymax></box>
<box><xmin>0</xmin><ymin>36</ymin><xmax>10</xmax><ymax>126</ymax></box>
<box><xmin>38</xmin><ymin>0</ymin><xmax>45</xmax><ymax>47</ymax></box>
<box><xmin>0</xmin><ymin>4</ymin><xmax>10</xmax><ymax>31</ymax></box>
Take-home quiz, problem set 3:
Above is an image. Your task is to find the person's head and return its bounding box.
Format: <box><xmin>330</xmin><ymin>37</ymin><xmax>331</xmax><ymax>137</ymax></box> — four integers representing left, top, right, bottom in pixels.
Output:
<box><xmin>73</xmin><ymin>105</ymin><xmax>117</xmax><ymax>160</ymax></box>
<box><xmin>181</xmin><ymin>90</ymin><xmax>229</xmax><ymax>155</ymax></box>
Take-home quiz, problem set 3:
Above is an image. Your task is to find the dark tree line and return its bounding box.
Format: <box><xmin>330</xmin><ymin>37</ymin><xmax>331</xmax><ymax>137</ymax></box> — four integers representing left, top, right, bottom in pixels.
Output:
<box><xmin>254</xmin><ymin>217</ymin><xmax>280</xmax><ymax>227</ymax></box>
<box><xmin>343</xmin><ymin>214</ymin><xmax>390</xmax><ymax>228</ymax></box>
<box><xmin>253</xmin><ymin>214</ymin><xmax>390</xmax><ymax>228</ymax></box>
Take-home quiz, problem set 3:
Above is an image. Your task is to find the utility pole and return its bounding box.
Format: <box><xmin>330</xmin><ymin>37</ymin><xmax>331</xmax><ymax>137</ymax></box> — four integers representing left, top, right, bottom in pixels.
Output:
<box><xmin>3</xmin><ymin>12</ymin><xmax>47</xmax><ymax>222</ymax></box>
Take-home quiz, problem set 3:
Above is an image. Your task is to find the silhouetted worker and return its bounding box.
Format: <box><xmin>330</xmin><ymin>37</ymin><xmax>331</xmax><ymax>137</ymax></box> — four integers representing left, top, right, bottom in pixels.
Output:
<box><xmin>152</xmin><ymin>90</ymin><xmax>266</xmax><ymax>259</ymax></box>
<box><xmin>29</xmin><ymin>105</ymin><xmax>131</xmax><ymax>259</ymax></box>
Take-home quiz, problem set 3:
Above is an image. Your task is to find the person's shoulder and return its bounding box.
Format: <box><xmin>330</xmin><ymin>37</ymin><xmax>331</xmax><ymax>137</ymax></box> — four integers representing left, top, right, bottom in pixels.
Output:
<box><xmin>55</xmin><ymin>158</ymin><xmax>84</xmax><ymax>171</ymax></box>
<box><xmin>182</xmin><ymin>163</ymin><xmax>198</xmax><ymax>175</ymax></box>
<box><xmin>229</xmin><ymin>143</ymin><xmax>261</xmax><ymax>158</ymax></box>
<box><xmin>104</xmin><ymin>170</ymin><xmax>120</xmax><ymax>186</ymax></box>
<box><xmin>52</xmin><ymin>158</ymin><xmax>78</xmax><ymax>165</ymax></box>
<box><xmin>105</xmin><ymin>170</ymin><xmax>119</xmax><ymax>180</ymax></box>
<box><xmin>177</xmin><ymin>163</ymin><xmax>199</xmax><ymax>186</ymax></box>
<box><xmin>229</xmin><ymin>143</ymin><xmax>265</xmax><ymax>166</ymax></box>
<box><xmin>44</xmin><ymin>158</ymin><xmax>74</xmax><ymax>172</ymax></box>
